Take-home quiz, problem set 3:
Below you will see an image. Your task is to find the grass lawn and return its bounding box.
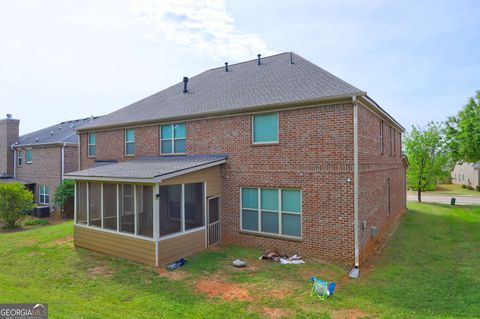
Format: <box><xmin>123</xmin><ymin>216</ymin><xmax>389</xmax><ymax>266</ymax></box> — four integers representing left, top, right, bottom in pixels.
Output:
<box><xmin>0</xmin><ymin>203</ymin><xmax>479</xmax><ymax>318</ymax></box>
<box><xmin>408</xmin><ymin>184</ymin><xmax>480</xmax><ymax>197</ymax></box>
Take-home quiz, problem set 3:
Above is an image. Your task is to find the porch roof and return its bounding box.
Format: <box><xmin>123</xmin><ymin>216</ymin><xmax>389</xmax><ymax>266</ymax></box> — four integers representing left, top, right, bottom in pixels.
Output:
<box><xmin>64</xmin><ymin>155</ymin><xmax>227</xmax><ymax>183</ymax></box>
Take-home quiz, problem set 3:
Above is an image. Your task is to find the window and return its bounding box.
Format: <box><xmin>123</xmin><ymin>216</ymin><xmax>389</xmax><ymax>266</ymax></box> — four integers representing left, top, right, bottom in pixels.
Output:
<box><xmin>88</xmin><ymin>132</ymin><xmax>96</xmax><ymax>157</ymax></box>
<box><xmin>158</xmin><ymin>183</ymin><xmax>205</xmax><ymax>237</ymax></box>
<box><xmin>17</xmin><ymin>148</ymin><xmax>22</xmax><ymax>166</ymax></box>
<box><xmin>241</xmin><ymin>187</ymin><xmax>301</xmax><ymax>238</ymax></box>
<box><xmin>393</xmin><ymin>130</ymin><xmax>396</xmax><ymax>156</ymax></box>
<box><xmin>39</xmin><ymin>185</ymin><xmax>50</xmax><ymax>204</ymax></box>
<box><xmin>252</xmin><ymin>112</ymin><xmax>278</xmax><ymax>143</ymax></box>
<box><xmin>103</xmin><ymin>183</ymin><xmax>117</xmax><ymax>231</ymax></box>
<box><xmin>25</xmin><ymin>148</ymin><xmax>32</xmax><ymax>164</ymax></box>
<box><xmin>125</xmin><ymin>129</ymin><xmax>135</xmax><ymax>156</ymax></box>
<box><xmin>387</xmin><ymin>178</ymin><xmax>391</xmax><ymax>214</ymax></box>
<box><xmin>88</xmin><ymin>183</ymin><xmax>101</xmax><ymax>227</ymax></box>
<box><xmin>137</xmin><ymin>185</ymin><xmax>153</xmax><ymax>238</ymax></box>
<box><xmin>380</xmin><ymin>120</ymin><xmax>384</xmax><ymax>155</ymax></box>
<box><xmin>161</xmin><ymin>123</ymin><xmax>186</xmax><ymax>154</ymax></box>
<box><xmin>120</xmin><ymin>184</ymin><xmax>135</xmax><ymax>234</ymax></box>
<box><xmin>76</xmin><ymin>182</ymin><xmax>87</xmax><ymax>224</ymax></box>
<box><xmin>389</xmin><ymin>126</ymin><xmax>393</xmax><ymax>156</ymax></box>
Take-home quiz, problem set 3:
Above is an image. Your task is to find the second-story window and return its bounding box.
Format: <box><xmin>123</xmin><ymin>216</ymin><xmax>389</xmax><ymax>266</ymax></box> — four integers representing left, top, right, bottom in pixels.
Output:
<box><xmin>389</xmin><ymin>125</ymin><xmax>393</xmax><ymax>156</ymax></box>
<box><xmin>125</xmin><ymin>128</ymin><xmax>136</xmax><ymax>156</ymax></box>
<box><xmin>252</xmin><ymin>112</ymin><xmax>279</xmax><ymax>144</ymax></box>
<box><xmin>380</xmin><ymin>120</ymin><xmax>384</xmax><ymax>155</ymax></box>
<box><xmin>26</xmin><ymin>148</ymin><xmax>32</xmax><ymax>164</ymax></box>
<box><xmin>161</xmin><ymin>123</ymin><xmax>186</xmax><ymax>154</ymax></box>
<box><xmin>88</xmin><ymin>132</ymin><xmax>96</xmax><ymax>157</ymax></box>
<box><xmin>17</xmin><ymin>148</ymin><xmax>22</xmax><ymax>166</ymax></box>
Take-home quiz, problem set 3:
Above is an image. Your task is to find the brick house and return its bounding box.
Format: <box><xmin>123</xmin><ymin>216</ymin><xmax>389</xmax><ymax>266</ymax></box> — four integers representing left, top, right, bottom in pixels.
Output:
<box><xmin>0</xmin><ymin>115</ymin><xmax>100</xmax><ymax>209</ymax></box>
<box><xmin>66</xmin><ymin>52</ymin><xmax>407</xmax><ymax>273</ymax></box>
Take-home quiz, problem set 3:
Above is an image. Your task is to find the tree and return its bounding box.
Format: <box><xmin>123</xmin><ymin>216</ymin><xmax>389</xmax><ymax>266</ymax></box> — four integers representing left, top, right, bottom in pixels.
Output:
<box><xmin>404</xmin><ymin>122</ymin><xmax>449</xmax><ymax>202</ymax></box>
<box><xmin>53</xmin><ymin>180</ymin><xmax>75</xmax><ymax>207</ymax></box>
<box><xmin>0</xmin><ymin>182</ymin><xmax>35</xmax><ymax>228</ymax></box>
<box><xmin>445</xmin><ymin>90</ymin><xmax>480</xmax><ymax>163</ymax></box>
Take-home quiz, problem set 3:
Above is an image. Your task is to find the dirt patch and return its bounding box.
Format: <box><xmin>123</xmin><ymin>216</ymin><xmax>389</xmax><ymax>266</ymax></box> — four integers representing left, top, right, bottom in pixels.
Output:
<box><xmin>262</xmin><ymin>307</ymin><xmax>293</xmax><ymax>319</ymax></box>
<box><xmin>87</xmin><ymin>264</ymin><xmax>115</xmax><ymax>277</ymax></box>
<box><xmin>54</xmin><ymin>236</ymin><xmax>74</xmax><ymax>244</ymax></box>
<box><xmin>196</xmin><ymin>278</ymin><xmax>251</xmax><ymax>301</ymax></box>
<box><xmin>331</xmin><ymin>308</ymin><xmax>369</xmax><ymax>319</ymax></box>
<box><xmin>157</xmin><ymin>268</ymin><xmax>188</xmax><ymax>281</ymax></box>
<box><xmin>25</xmin><ymin>239</ymin><xmax>38</xmax><ymax>246</ymax></box>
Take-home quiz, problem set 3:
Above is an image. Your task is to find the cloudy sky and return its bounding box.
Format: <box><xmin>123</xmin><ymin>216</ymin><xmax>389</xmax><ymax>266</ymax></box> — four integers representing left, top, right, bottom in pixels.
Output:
<box><xmin>1</xmin><ymin>0</ymin><xmax>479</xmax><ymax>135</ymax></box>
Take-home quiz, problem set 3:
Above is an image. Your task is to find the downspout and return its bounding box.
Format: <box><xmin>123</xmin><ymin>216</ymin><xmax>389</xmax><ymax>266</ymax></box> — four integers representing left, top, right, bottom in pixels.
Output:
<box><xmin>349</xmin><ymin>96</ymin><xmax>360</xmax><ymax>278</ymax></box>
<box><xmin>61</xmin><ymin>143</ymin><xmax>65</xmax><ymax>181</ymax></box>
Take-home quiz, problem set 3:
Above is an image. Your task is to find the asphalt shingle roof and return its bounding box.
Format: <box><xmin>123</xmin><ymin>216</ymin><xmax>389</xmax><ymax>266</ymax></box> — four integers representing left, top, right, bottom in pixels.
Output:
<box><xmin>65</xmin><ymin>155</ymin><xmax>227</xmax><ymax>180</ymax></box>
<box><xmin>80</xmin><ymin>52</ymin><xmax>365</xmax><ymax>130</ymax></box>
<box><xmin>18</xmin><ymin>116</ymin><xmax>101</xmax><ymax>146</ymax></box>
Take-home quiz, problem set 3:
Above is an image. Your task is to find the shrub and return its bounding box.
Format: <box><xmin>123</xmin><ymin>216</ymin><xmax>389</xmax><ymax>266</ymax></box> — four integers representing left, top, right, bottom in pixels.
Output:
<box><xmin>467</xmin><ymin>185</ymin><xmax>475</xmax><ymax>190</ymax></box>
<box><xmin>476</xmin><ymin>185</ymin><xmax>480</xmax><ymax>192</ymax></box>
<box><xmin>462</xmin><ymin>184</ymin><xmax>467</xmax><ymax>188</ymax></box>
<box><xmin>24</xmin><ymin>219</ymin><xmax>49</xmax><ymax>226</ymax></box>
<box><xmin>53</xmin><ymin>180</ymin><xmax>75</xmax><ymax>207</ymax></box>
<box><xmin>0</xmin><ymin>183</ymin><xmax>35</xmax><ymax>228</ymax></box>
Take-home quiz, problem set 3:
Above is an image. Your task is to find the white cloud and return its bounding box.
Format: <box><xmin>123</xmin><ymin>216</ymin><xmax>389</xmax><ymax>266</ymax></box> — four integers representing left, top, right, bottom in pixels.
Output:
<box><xmin>131</xmin><ymin>0</ymin><xmax>275</xmax><ymax>61</ymax></box>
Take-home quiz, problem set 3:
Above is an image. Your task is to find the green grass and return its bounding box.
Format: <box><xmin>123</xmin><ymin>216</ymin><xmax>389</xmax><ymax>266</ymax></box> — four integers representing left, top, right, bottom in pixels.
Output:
<box><xmin>24</xmin><ymin>219</ymin><xmax>49</xmax><ymax>226</ymax></box>
<box><xmin>408</xmin><ymin>184</ymin><xmax>480</xmax><ymax>197</ymax></box>
<box><xmin>1</xmin><ymin>203</ymin><xmax>479</xmax><ymax>318</ymax></box>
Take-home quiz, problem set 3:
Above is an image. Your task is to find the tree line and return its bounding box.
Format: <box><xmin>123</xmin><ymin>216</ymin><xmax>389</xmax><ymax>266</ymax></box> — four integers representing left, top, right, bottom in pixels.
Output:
<box><xmin>405</xmin><ymin>90</ymin><xmax>480</xmax><ymax>201</ymax></box>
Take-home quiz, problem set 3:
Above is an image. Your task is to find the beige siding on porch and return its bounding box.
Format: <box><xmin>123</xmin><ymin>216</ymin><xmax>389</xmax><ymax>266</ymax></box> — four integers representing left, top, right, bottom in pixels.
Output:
<box><xmin>74</xmin><ymin>226</ymin><xmax>156</xmax><ymax>266</ymax></box>
<box><xmin>157</xmin><ymin>229</ymin><xmax>206</xmax><ymax>265</ymax></box>
<box><xmin>160</xmin><ymin>165</ymin><xmax>221</xmax><ymax>197</ymax></box>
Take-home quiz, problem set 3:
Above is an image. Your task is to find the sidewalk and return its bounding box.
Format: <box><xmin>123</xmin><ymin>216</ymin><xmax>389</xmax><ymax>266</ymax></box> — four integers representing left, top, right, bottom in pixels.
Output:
<box><xmin>407</xmin><ymin>194</ymin><xmax>480</xmax><ymax>205</ymax></box>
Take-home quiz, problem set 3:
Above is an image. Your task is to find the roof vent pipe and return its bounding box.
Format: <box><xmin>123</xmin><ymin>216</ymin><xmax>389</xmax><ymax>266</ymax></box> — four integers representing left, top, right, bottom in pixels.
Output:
<box><xmin>183</xmin><ymin>77</ymin><xmax>188</xmax><ymax>93</ymax></box>
<box><xmin>225</xmin><ymin>62</ymin><xmax>229</xmax><ymax>72</ymax></box>
<box><xmin>257</xmin><ymin>54</ymin><xmax>261</xmax><ymax>65</ymax></box>
<box><xmin>6</xmin><ymin>114</ymin><xmax>12</xmax><ymax>119</ymax></box>
<box><xmin>290</xmin><ymin>52</ymin><xmax>294</xmax><ymax>64</ymax></box>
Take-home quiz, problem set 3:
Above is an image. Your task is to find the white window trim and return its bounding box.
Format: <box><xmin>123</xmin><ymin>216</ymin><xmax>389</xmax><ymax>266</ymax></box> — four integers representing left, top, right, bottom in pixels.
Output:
<box><xmin>125</xmin><ymin>129</ymin><xmax>136</xmax><ymax>157</ymax></box>
<box><xmin>240</xmin><ymin>187</ymin><xmax>302</xmax><ymax>239</ymax></box>
<box><xmin>252</xmin><ymin>112</ymin><xmax>279</xmax><ymax>145</ymax></box>
<box><xmin>88</xmin><ymin>132</ymin><xmax>96</xmax><ymax>157</ymax></box>
<box><xmin>25</xmin><ymin>148</ymin><xmax>32</xmax><ymax>164</ymax></box>
<box><xmin>39</xmin><ymin>185</ymin><xmax>50</xmax><ymax>204</ymax></box>
<box><xmin>160</xmin><ymin>123</ymin><xmax>186</xmax><ymax>155</ymax></box>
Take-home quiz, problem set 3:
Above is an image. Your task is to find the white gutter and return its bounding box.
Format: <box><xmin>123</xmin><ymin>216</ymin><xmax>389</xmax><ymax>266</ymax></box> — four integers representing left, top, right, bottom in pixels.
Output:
<box><xmin>350</xmin><ymin>96</ymin><xmax>360</xmax><ymax>278</ymax></box>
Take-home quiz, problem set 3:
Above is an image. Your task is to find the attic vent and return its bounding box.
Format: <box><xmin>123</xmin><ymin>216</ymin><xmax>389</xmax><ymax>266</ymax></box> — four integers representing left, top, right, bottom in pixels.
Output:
<box><xmin>225</xmin><ymin>62</ymin><xmax>229</xmax><ymax>72</ymax></box>
<box><xmin>50</xmin><ymin>131</ymin><xmax>54</xmax><ymax>135</ymax></box>
<box><xmin>36</xmin><ymin>138</ymin><xmax>39</xmax><ymax>142</ymax></box>
<box><xmin>257</xmin><ymin>54</ymin><xmax>261</xmax><ymax>65</ymax></box>
<box><xmin>183</xmin><ymin>77</ymin><xmax>188</xmax><ymax>94</ymax></box>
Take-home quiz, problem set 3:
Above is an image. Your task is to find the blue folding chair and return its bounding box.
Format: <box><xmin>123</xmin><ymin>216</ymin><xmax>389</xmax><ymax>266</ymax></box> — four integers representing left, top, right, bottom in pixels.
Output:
<box><xmin>310</xmin><ymin>276</ymin><xmax>336</xmax><ymax>300</ymax></box>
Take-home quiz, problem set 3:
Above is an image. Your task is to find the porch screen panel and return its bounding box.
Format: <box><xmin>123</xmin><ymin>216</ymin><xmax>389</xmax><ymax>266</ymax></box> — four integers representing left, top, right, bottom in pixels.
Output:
<box><xmin>103</xmin><ymin>183</ymin><xmax>117</xmax><ymax>230</ymax></box>
<box><xmin>76</xmin><ymin>182</ymin><xmax>87</xmax><ymax>224</ymax></box>
<box><xmin>184</xmin><ymin>183</ymin><xmax>204</xmax><ymax>230</ymax></box>
<box><xmin>88</xmin><ymin>183</ymin><xmax>101</xmax><ymax>227</ymax></box>
<box><xmin>159</xmin><ymin>184</ymin><xmax>181</xmax><ymax>237</ymax></box>
<box><xmin>137</xmin><ymin>185</ymin><xmax>153</xmax><ymax>238</ymax></box>
<box><xmin>120</xmin><ymin>184</ymin><xmax>135</xmax><ymax>234</ymax></box>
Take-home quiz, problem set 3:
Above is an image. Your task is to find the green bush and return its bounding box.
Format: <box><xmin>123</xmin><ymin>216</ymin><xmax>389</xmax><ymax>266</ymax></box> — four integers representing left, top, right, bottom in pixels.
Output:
<box><xmin>462</xmin><ymin>184</ymin><xmax>467</xmax><ymax>188</ymax></box>
<box><xmin>0</xmin><ymin>183</ymin><xmax>35</xmax><ymax>228</ymax></box>
<box><xmin>24</xmin><ymin>219</ymin><xmax>49</xmax><ymax>226</ymax></box>
<box><xmin>467</xmin><ymin>185</ymin><xmax>475</xmax><ymax>190</ymax></box>
<box><xmin>53</xmin><ymin>180</ymin><xmax>75</xmax><ymax>207</ymax></box>
<box><xmin>476</xmin><ymin>185</ymin><xmax>480</xmax><ymax>192</ymax></box>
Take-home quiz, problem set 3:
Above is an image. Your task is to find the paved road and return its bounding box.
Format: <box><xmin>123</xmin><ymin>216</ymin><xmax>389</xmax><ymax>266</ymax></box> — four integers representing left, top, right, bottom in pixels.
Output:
<box><xmin>407</xmin><ymin>194</ymin><xmax>480</xmax><ymax>205</ymax></box>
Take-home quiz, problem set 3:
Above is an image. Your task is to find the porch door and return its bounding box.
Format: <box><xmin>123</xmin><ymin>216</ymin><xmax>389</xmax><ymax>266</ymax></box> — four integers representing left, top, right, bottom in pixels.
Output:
<box><xmin>207</xmin><ymin>197</ymin><xmax>221</xmax><ymax>246</ymax></box>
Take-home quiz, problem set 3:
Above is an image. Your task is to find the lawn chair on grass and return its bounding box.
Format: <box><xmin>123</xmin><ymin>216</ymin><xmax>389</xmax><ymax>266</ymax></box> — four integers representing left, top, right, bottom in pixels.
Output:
<box><xmin>310</xmin><ymin>277</ymin><xmax>336</xmax><ymax>300</ymax></box>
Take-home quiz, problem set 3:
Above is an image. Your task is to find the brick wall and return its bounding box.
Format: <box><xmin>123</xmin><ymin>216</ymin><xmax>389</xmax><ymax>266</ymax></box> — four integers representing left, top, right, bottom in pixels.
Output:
<box><xmin>16</xmin><ymin>146</ymin><xmax>62</xmax><ymax>206</ymax></box>
<box><xmin>0</xmin><ymin>118</ymin><xmax>19</xmax><ymax>176</ymax></box>
<box><xmin>357</xmin><ymin>102</ymin><xmax>406</xmax><ymax>265</ymax></box>
<box><xmin>64</xmin><ymin>145</ymin><xmax>79</xmax><ymax>173</ymax></box>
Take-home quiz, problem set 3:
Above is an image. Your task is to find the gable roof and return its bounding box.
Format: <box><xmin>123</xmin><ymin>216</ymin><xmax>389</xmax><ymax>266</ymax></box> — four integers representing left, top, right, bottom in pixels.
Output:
<box><xmin>64</xmin><ymin>155</ymin><xmax>227</xmax><ymax>182</ymax></box>
<box><xmin>17</xmin><ymin>116</ymin><xmax>101</xmax><ymax>147</ymax></box>
<box><xmin>80</xmin><ymin>52</ymin><xmax>366</xmax><ymax>131</ymax></box>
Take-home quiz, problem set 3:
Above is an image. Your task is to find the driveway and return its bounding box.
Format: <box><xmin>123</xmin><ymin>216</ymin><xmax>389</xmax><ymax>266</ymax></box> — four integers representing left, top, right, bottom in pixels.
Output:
<box><xmin>407</xmin><ymin>194</ymin><xmax>480</xmax><ymax>205</ymax></box>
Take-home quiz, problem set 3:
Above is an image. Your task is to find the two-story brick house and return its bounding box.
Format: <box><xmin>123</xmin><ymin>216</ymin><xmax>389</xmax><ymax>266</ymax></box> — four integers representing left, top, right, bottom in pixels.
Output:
<box><xmin>66</xmin><ymin>52</ymin><xmax>407</xmax><ymax>273</ymax></box>
<box><xmin>0</xmin><ymin>115</ymin><xmax>100</xmax><ymax>210</ymax></box>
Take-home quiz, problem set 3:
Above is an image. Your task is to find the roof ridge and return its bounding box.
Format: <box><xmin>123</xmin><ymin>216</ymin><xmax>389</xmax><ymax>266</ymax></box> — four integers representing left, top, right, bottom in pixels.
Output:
<box><xmin>206</xmin><ymin>52</ymin><xmax>291</xmax><ymax>71</ymax></box>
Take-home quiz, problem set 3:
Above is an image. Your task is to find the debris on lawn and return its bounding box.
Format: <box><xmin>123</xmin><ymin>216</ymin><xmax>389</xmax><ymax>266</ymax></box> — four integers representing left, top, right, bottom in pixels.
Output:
<box><xmin>260</xmin><ymin>251</ymin><xmax>305</xmax><ymax>264</ymax></box>
<box><xmin>232</xmin><ymin>259</ymin><xmax>247</xmax><ymax>267</ymax></box>
<box><xmin>310</xmin><ymin>276</ymin><xmax>336</xmax><ymax>300</ymax></box>
<box><xmin>166</xmin><ymin>257</ymin><xmax>188</xmax><ymax>271</ymax></box>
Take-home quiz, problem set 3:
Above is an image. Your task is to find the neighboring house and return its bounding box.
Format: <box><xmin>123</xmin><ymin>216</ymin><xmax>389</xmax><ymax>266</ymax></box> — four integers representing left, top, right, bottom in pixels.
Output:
<box><xmin>0</xmin><ymin>114</ymin><xmax>100</xmax><ymax>208</ymax></box>
<box><xmin>66</xmin><ymin>52</ymin><xmax>407</xmax><ymax>272</ymax></box>
<box><xmin>451</xmin><ymin>162</ymin><xmax>480</xmax><ymax>187</ymax></box>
